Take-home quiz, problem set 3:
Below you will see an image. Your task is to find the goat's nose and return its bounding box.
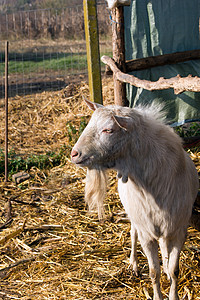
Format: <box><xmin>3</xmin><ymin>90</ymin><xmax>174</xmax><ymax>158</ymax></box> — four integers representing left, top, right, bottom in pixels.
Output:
<box><xmin>71</xmin><ymin>148</ymin><xmax>79</xmax><ymax>161</ymax></box>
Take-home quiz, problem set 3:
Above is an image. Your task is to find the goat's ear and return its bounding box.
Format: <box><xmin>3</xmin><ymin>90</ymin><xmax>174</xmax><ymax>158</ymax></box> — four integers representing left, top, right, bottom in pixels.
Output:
<box><xmin>113</xmin><ymin>115</ymin><xmax>132</xmax><ymax>131</ymax></box>
<box><xmin>83</xmin><ymin>96</ymin><xmax>103</xmax><ymax>111</ymax></box>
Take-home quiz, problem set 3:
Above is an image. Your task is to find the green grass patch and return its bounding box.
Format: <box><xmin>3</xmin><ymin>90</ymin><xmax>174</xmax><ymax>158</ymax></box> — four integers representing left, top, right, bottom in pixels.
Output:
<box><xmin>0</xmin><ymin>51</ymin><xmax>112</xmax><ymax>74</ymax></box>
<box><xmin>0</xmin><ymin>53</ymin><xmax>88</xmax><ymax>74</ymax></box>
<box><xmin>175</xmin><ymin>122</ymin><xmax>200</xmax><ymax>138</ymax></box>
<box><xmin>0</xmin><ymin>145</ymin><xmax>70</xmax><ymax>176</ymax></box>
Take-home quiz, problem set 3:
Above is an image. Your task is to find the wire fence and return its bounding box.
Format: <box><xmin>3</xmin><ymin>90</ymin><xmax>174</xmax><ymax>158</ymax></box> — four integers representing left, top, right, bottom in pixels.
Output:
<box><xmin>0</xmin><ymin>2</ymin><xmax>112</xmax><ymax>98</ymax></box>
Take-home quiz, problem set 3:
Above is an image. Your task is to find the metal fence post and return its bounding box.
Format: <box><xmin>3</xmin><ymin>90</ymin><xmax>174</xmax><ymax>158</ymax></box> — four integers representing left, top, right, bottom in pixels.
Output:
<box><xmin>83</xmin><ymin>0</ymin><xmax>102</xmax><ymax>104</ymax></box>
<box><xmin>5</xmin><ymin>41</ymin><xmax>9</xmax><ymax>182</ymax></box>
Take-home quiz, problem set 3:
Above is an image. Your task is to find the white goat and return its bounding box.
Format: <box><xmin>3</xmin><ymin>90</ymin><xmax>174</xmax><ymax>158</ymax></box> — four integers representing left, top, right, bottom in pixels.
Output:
<box><xmin>71</xmin><ymin>99</ymin><xmax>199</xmax><ymax>300</ymax></box>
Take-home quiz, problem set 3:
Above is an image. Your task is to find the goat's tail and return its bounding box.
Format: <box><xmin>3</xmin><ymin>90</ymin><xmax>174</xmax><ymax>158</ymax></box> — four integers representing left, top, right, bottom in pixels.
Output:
<box><xmin>85</xmin><ymin>168</ymin><xmax>107</xmax><ymax>220</ymax></box>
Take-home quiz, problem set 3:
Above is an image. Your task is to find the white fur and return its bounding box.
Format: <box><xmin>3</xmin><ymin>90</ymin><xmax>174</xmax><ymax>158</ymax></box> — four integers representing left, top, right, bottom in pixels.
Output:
<box><xmin>85</xmin><ymin>168</ymin><xmax>107</xmax><ymax>220</ymax></box>
<box><xmin>71</xmin><ymin>101</ymin><xmax>199</xmax><ymax>300</ymax></box>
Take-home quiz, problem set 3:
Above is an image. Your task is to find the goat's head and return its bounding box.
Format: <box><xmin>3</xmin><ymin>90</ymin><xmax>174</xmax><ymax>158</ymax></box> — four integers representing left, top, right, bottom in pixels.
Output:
<box><xmin>71</xmin><ymin>98</ymin><xmax>132</xmax><ymax>170</ymax></box>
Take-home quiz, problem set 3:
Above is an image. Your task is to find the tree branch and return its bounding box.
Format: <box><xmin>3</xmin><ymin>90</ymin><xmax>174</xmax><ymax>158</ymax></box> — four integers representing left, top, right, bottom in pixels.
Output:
<box><xmin>101</xmin><ymin>55</ymin><xmax>200</xmax><ymax>95</ymax></box>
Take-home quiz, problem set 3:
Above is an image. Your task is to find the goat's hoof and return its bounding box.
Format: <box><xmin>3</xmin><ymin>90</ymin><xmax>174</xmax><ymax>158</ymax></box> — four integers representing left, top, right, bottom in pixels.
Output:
<box><xmin>128</xmin><ymin>264</ymin><xmax>139</xmax><ymax>277</ymax></box>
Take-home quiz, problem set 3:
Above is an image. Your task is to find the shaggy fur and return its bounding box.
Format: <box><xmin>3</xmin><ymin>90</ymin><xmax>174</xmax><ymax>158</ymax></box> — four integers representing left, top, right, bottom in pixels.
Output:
<box><xmin>71</xmin><ymin>99</ymin><xmax>199</xmax><ymax>300</ymax></box>
<box><xmin>85</xmin><ymin>168</ymin><xmax>107</xmax><ymax>220</ymax></box>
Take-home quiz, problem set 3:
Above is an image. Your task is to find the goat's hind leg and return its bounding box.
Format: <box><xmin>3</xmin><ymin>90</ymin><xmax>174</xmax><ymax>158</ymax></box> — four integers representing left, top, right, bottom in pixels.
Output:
<box><xmin>129</xmin><ymin>223</ymin><xmax>138</xmax><ymax>276</ymax></box>
<box><xmin>167</xmin><ymin>230</ymin><xmax>186</xmax><ymax>300</ymax></box>
<box><xmin>159</xmin><ymin>237</ymin><xmax>169</xmax><ymax>278</ymax></box>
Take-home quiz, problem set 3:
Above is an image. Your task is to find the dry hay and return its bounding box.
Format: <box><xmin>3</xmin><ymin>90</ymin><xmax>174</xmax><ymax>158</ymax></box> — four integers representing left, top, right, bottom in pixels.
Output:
<box><xmin>0</xmin><ymin>77</ymin><xmax>199</xmax><ymax>300</ymax></box>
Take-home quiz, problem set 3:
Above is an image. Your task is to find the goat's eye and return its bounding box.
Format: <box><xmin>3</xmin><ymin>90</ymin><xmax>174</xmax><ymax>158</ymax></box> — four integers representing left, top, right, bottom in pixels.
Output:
<box><xmin>102</xmin><ymin>128</ymin><xmax>113</xmax><ymax>134</ymax></box>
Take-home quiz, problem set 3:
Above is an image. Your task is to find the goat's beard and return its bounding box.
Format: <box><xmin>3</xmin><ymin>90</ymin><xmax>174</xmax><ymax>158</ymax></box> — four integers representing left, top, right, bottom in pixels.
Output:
<box><xmin>85</xmin><ymin>168</ymin><xmax>107</xmax><ymax>220</ymax></box>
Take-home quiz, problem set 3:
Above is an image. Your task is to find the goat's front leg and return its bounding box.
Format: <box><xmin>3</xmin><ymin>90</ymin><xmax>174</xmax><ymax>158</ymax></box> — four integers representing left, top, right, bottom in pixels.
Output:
<box><xmin>139</xmin><ymin>233</ymin><xmax>163</xmax><ymax>300</ymax></box>
<box><xmin>129</xmin><ymin>223</ymin><xmax>138</xmax><ymax>276</ymax></box>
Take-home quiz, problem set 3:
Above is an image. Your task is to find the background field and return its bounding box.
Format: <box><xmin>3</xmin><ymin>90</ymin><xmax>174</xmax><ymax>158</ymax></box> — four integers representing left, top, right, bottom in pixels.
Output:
<box><xmin>0</xmin><ymin>0</ymin><xmax>112</xmax><ymax>97</ymax></box>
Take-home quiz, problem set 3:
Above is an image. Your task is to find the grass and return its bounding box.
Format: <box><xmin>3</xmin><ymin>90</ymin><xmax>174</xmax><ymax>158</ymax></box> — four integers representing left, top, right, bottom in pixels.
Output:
<box><xmin>0</xmin><ymin>51</ymin><xmax>112</xmax><ymax>74</ymax></box>
<box><xmin>0</xmin><ymin>145</ymin><xmax>70</xmax><ymax>177</ymax></box>
<box><xmin>0</xmin><ymin>53</ymin><xmax>88</xmax><ymax>74</ymax></box>
<box><xmin>175</xmin><ymin>122</ymin><xmax>200</xmax><ymax>138</ymax></box>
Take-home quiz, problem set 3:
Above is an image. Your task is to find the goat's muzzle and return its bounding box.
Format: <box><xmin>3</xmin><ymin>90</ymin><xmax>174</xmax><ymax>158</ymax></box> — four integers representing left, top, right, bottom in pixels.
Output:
<box><xmin>71</xmin><ymin>148</ymin><xmax>79</xmax><ymax>159</ymax></box>
<box><xmin>71</xmin><ymin>148</ymin><xmax>80</xmax><ymax>163</ymax></box>
<box><xmin>71</xmin><ymin>148</ymin><xmax>90</xmax><ymax>166</ymax></box>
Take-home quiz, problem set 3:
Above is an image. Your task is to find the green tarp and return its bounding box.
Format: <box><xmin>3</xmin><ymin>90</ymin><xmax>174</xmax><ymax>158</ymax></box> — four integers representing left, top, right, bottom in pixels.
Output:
<box><xmin>124</xmin><ymin>0</ymin><xmax>200</xmax><ymax>125</ymax></box>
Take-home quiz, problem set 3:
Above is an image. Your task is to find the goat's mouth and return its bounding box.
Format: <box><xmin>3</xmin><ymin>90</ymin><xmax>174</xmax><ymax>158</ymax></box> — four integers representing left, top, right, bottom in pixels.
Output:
<box><xmin>71</xmin><ymin>151</ymin><xmax>116</xmax><ymax>169</ymax></box>
<box><xmin>71</xmin><ymin>155</ymin><xmax>92</xmax><ymax>167</ymax></box>
<box><xmin>76</xmin><ymin>158</ymin><xmax>90</xmax><ymax>166</ymax></box>
<box><xmin>75</xmin><ymin>159</ymin><xmax>116</xmax><ymax>171</ymax></box>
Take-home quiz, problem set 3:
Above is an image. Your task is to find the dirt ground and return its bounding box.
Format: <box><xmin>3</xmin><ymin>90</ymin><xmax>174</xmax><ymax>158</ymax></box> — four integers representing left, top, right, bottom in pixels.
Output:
<box><xmin>0</xmin><ymin>77</ymin><xmax>199</xmax><ymax>299</ymax></box>
<box><xmin>0</xmin><ymin>71</ymin><xmax>88</xmax><ymax>98</ymax></box>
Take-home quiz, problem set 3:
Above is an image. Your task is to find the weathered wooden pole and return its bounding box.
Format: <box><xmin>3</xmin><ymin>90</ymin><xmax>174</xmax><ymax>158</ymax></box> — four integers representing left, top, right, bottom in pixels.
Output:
<box><xmin>111</xmin><ymin>6</ymin><xmax>128</xmax><ymax>106</ymax></box>
<box><xmin>5</xmin><ymin>41</ymin><xmax>9</xmax><ymax>182</ymax></box>
<box><xmin>83</xmin><ymin>0</ymin><xmax>102</xmax><ymax>104</ymax></box>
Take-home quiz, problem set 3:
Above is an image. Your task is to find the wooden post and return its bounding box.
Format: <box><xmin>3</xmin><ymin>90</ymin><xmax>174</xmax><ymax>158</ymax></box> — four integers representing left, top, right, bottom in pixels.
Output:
<box><xmin>83</xmin><ymin>0</ymin><xmax>102</xmax><ymax>104</ymax></box>
<box><xmin>111</xmin><ymin>6</ymin><xmax>128</xmax><ymax>106</ymax></box>
<box><xmin>5</xmin><ymin>41</ymin><xmax>8</xmax><ymax>182</ymax></box>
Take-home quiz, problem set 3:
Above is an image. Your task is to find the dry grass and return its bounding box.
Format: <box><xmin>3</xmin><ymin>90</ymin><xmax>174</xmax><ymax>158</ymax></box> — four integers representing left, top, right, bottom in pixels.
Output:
<box><xmin>0</xmin><ymin>77</ymin><xmax>199</xmax><ymax>299</ymax></box>
<box><xmin>8</xmin><ymin>38</ymin><xmax>111</xmax><ymax>55</ymax></box>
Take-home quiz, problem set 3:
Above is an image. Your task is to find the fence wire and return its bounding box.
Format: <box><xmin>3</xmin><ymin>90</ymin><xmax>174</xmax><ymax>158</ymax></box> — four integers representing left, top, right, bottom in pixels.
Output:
<box><xmin>0</xmin><ymin>3</ymin><xmax>112</xmax><ymax>98</ymax></box>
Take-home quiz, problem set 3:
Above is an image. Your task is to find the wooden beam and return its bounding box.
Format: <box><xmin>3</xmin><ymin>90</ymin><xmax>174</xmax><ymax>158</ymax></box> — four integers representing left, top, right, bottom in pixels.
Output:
<box><xmin>111</xmin><ymin>7</ymin><xmax>128</xmax><ymax>106</ymax></box>
<box><xmin>125</xmin><ymin>49</ymin><xmax>200</xmax><ymax>72</ymax></box>
<box><xmin>101</xmin><ymin>55</ymin><xmax>200</xmax><ymax>94</ymax></box>
<box><xmin>83</xmin><ymin>0</ymin><xmax>102</xmax><ymax>104</ymax></box>
<box><xmin>105</xmin><ymin>49</ymin><xmax>200</xmax><ymax>75</ymax></box>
